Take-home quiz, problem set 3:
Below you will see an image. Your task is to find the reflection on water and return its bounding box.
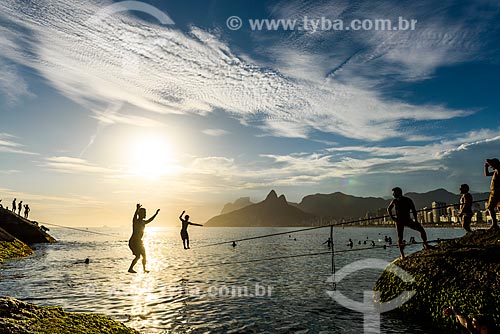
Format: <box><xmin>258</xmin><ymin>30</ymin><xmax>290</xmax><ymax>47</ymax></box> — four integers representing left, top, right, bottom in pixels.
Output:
<box><xmin>0</xmin><ymin>226</ymin><xmax>465</xmax><ymax>333</ymax></box>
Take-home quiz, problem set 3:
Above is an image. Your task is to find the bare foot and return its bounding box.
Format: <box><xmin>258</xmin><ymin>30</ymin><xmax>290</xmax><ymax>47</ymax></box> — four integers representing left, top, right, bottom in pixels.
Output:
<box><xmin>144</xmin><ymin>270</ymin><xmax>150</xmax><ymax>273</ymax></box>
<box><xmin>128</xmin><ymin>269</ymin><xmax>137</xmax><ymax>273</ymax></box>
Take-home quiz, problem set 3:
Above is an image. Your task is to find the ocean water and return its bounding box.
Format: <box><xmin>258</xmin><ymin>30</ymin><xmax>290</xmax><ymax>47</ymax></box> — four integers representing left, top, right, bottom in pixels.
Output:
<box><xmin>0</xmin><ymin>226</ymin><xmax>466</xmax><ymax>333</ymax></box>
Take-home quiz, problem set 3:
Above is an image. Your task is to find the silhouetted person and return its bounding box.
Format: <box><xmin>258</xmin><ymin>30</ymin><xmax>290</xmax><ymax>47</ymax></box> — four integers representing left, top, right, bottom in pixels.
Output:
<box><xmin>370</xmin><ymin>240</ymin><xmax>375</xmax><ymax>247</ymax></box>
<box><xmin>485</xmin><ymin>158</ymin><xmax>500</xmax><ymax>231</ymax></box>
<box><xmin>232</xmin><ymin>241</ymin><xmax>237</xmax><ymax>248</ymax></box>
<box><xmin>384</xmin><ymin>235</ymin><xmax>389</xmax><ymax>242</ymax></box>
<box><xmin>12</xmin><ymin>198</ymin><xmax>16</xmax><ymax>213</ymax></box>
<box><xmin>24</xmin><ymin>204</ymin><xmax>30</xmax><ymax>219</ymax></box>
<box><xmin>179</xmin><ymin>211</ymin><xmax>203</xmax><ymax>249</ymax></box>
<box><xmin>358</xmin><ymin>240</ymin><xmax>361</xmax><ymax>245</ymax></box>
<box><xmin>459</xmin><ymin>184</ymin><xmax>473</xmax><ymax>232</ymax></box>
<box><xmin>444</xmin><ymin>306</ymin><xmax>497</xmax><ymax>334</ymax></box>
<box><xmin>128</xmin><ymin>203</ymin><xmax>159</xmax><ymax>273</ymax></box>
<box><xmin>323</xmin><ymin>237</ymin><xmax>333</xmax><ymax>248</ymax></box>
<box><xmin>348</xmin><ymin>238</ymin><xmax>353</xmax><ymax>248</ymax></box>
<box><xmin>0</xmin><ymin>199</ymin><xmax>3</xmax><ymax>209</ymax></box>
<box><xmin>17</xmin><ymin>201</ymin><xmax>22</xmax><ymax>215</ymax></box>
<box><xmin>387</xmin><ymin>187</ymin><xmax>432</xmax><ymax>259</ymax></box>
<box><xmin>388</xmin><ymin>236</ymin><xmax>393</xmax><ymax>245</ymax></box>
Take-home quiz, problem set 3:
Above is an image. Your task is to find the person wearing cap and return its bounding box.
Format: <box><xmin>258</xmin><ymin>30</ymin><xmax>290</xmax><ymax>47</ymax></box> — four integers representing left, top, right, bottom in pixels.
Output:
<box><xmin>443</xmin><ymin>306</ymin><xmax>497</xmax><ymax>334</ymax></box>
<box><xmin>485</xmin><ymin>158</ymin><xmax>500</xmax><ymax>231</ymax></box>
<box><xmin>387</xmin><ymin>187</ymin><xmax>433</xmax><ymax>259</ymax></box>
<box><xmin>459</xmin><ymin>184</ymin><xmax>473</xmax><ymax>232</ymax></box>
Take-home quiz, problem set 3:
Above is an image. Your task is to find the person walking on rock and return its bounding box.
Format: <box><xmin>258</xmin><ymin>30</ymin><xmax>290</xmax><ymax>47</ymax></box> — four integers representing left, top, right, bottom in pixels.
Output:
<box><xmin>387</xmin><ymin>187</ymin><xmax>433</xmax><ymax>260</ymax></box>
<box><xmin>459</xmin><ymin>184</ymin><xmax>473</xmax><ymax>233</ymax></box>
<box><xmin>485</xmin><ymin>158</ymin><xmax>500</xmax><ymax>231</ymax></box>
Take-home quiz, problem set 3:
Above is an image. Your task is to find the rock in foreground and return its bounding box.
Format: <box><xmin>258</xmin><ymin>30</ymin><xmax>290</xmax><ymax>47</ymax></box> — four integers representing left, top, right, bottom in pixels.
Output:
<box><xmin>0</xmin><ymin>297</ymin><xmax>138</xmax><ymax>334</ymax></box>
<box><xmin>374</xmin><ymin>230</ymin><xmax>500</xmax><ymax>333</ymax></box>
<box><xmin>0</xmin><ymin>227</ymin><xmax>33</xmax><ymax>263</ymax></box>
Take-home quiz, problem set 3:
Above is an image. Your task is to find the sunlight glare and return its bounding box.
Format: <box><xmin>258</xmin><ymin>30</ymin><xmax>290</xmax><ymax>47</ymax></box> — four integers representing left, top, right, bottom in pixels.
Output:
<box><xmin>127</xmin><ymin>134</ymin><xmax>175</xmax><ymax>179</ymax></box>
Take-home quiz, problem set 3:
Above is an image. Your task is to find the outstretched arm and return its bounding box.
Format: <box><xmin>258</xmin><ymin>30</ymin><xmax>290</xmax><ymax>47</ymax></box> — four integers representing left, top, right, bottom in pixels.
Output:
<box><xmin>189</xmin><ymin>222</ymin><xmax>203</xmax><ymax>227</ymax></box>
<box><xmin>133</xmin><ymin>204</ymin><xmax>141</xmax><ymax>222</ymax></box>
<box><xmin>146</xmin><ymin>209</ymin><xmax>160</xmax><ymax>224</ymax></box>
<box><xmin>387</xmin><ymin>201</ymin><xmax>396</xmax><ymax>221</ymax></box>
<box><xmin>443</xmin><ymin>307</ymin><xmax>474</xmax><ymax>332</ymax></box>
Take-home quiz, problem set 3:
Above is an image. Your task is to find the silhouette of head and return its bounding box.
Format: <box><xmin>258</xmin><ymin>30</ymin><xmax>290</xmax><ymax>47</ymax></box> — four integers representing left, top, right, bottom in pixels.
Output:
<box><xmin>185</xmin><ymin>215</ymin><xmax>190</xmax><ymax>220</ymax></box>
<box><xmin>460</xmin><ymin>184</ymin><xmax>469</xmax><ymax>194</ymax></box>
<box><xmin>84</xmin><ymin>258</ymin><xmax>90</xmax><ymax>264</ymax></box>
<box><xmin>138</xmin><ymin>207</ymin><xmax>146</xmax><ymax>219</ymax></box>
<box><xmin>392</xmin><ymin>187</ymin><xmax>403</xmax><ymax>198</ymax></box>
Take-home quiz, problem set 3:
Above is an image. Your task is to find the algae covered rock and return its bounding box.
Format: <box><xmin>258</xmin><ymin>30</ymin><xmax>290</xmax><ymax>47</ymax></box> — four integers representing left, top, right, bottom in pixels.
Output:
<box><xmin>0</xmin><ymin>227</ymin><xmax>34</xmax><ymax>263</ymax></box>
<box><xmin>374</xmin><ymin>230</ymin><xmax>500</xmax><ymax>333</ymax></box>
<box><xmin>0</xmin><ymin>297</ymin><xmax>139</xmax><ymax>334</ymax></box>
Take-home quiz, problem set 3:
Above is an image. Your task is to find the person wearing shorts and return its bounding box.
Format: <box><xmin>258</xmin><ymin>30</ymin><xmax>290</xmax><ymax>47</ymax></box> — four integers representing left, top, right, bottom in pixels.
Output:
<box><xmin>387</xmin><ymin>187</ymin><xmax>432</xmax><ymax>259</ymax></box>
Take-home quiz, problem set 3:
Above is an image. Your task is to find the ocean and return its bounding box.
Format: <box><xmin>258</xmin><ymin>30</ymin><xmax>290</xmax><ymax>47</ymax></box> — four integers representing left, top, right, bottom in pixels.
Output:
<box><xmin>0</xmin><ymin>226</ymin><xmax>466</xmax><ymax>333</ymax></box>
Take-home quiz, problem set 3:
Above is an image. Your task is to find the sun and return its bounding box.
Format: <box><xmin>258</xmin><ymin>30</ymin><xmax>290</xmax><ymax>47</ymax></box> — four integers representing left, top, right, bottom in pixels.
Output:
<box><xmin>127</xmin><ymin>134</ymin><xmax>175</xmax><ymax>179</ymax></box>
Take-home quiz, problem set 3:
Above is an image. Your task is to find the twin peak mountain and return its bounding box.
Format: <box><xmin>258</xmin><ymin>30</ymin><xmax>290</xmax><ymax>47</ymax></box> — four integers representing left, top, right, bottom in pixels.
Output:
<box><xmin>205</xmin><ymin>188</ymin><xmax>490</xmax><ymax>227</ymax></box>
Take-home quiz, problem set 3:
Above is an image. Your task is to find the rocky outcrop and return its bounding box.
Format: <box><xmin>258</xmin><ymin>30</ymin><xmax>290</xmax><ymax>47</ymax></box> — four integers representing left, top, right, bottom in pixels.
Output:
<box><xmin>0</xmin><ymin>227</ymin><xmax>33</xmax><ymax>263</ymax></box>
<box><xmin>221</xmin><ymin>197</ymin><xmax>253</xmax><ymax>214</ymax></box>
<box><xmin>0</xmin><ymin>297</ymin><xmax>138</xmax><ymax>334</ymax></box>
<box><xmin>374</xmin><ymin>230</ymin><xmax>500</xmax><ymax>333</ymax></box>
<box><xmin>0</xmin><ymin>208</ymin><xmax>55</xmax><ymax>244</ymax></box>
<box><xmin>206</xmin><ymin>190</ymin><xmax>317</xmax><ymax>227</ymax></box>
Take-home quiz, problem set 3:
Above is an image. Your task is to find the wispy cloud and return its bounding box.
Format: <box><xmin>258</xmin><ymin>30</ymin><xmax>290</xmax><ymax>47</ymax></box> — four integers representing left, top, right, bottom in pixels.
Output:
<box><xmin>0</xmin><ymin>0</ymin><xmax>475</xmax><ymax>141</ymax></box>
<box><xmin>41</xmin><ymin>156</ymin><xmax>122</xmax><ymax>175</ymax></box>
<box><xmin>0</xmin><ymin>58</ymin><xmax>33</xmax><ymax>105</ymax></box>
<box><xmin>202</xmin><ymin>128</ymin><xmax>230</xmax><ymax>137</ymax></box>
<box><xmin>0</xmin><ymin>133</ymin><xmax>37</xmax><ymax>155</ymax></box>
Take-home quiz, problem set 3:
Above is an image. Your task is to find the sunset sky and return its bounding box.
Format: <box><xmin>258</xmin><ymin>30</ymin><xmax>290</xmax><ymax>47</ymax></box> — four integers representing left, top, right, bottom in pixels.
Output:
<box><xmin>0</xmin><ymin>0</ymin><xmax>499</xmax><ymax>226</ymax></box>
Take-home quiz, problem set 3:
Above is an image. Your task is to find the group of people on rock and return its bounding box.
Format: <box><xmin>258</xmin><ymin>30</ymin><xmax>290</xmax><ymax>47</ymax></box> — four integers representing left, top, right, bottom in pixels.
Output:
<box><xmin>388</xmin><ymin>158</ymin><xmax>499</xmax><ymax>260</ymax></box>
<box><xmin>0</xmin><ymin>198</ymin><xmax>31</xmax><ymax>219</ymax></box>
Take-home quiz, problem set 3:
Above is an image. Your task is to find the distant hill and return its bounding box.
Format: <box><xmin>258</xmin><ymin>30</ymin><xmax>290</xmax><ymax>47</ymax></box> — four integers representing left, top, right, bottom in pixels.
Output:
<box><xmin>206</xmin><ymin>190</ymin><xmax>317</xmax><ymax>227</ymax></box>
<box><xmin>297</xmin><ymin>192</ymin><xmax>389</xmax><ymax>219</ymax></box>
<box><xmin>220</xmin><ymin>197</ymin><xmax>253</xmax><ymax>214</ymax></box>
<box><xmin>209</xmin><ymin>188</ymin><xmax>491</xmax><ymax>226</ymax></box>
<box><xmin>297</xmin><ymin>188</ymin><xmax>490</xmax><ymax>218</ymax></box>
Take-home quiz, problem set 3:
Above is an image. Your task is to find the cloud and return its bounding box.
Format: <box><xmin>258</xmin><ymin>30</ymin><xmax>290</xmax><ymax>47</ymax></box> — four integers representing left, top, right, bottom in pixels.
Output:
<box><xmin>0</xmin><ymin>58</ymin><xmax>33</xmax><ymax>105</ymax></box>
<box><xmin>0</xmin><ymin>133</ymin><xmax>37</xmax><ymax>155</ymax></box>
<box><xmin>41</xmin><ymin>156</ymin><xmax>122</xmax><ymax>175</ymax></box>
<box><xmin>0</xmin><ymin>0</ymin><xmax>475</xmax><ymax>141</ymax></box>
<box><xmin>201</xmin><ymin>128</ymin><xmax>230</xmax><ymax>136</ymax></box>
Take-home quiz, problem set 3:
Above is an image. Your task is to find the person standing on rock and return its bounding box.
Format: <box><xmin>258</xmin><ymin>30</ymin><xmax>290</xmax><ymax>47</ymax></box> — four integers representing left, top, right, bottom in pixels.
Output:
<box><xmin>485</xmin><ymin>158</ymin><xmax>500</xmax><ymax>231</ymax></box>
<box><xmin>17</xmin><ymin>201</ymin><xmax>22</xmax><ymax>216</ymax></box>
<box><xmin>444</xmin><ymin>306</ymin><xmax>496</xmax><ymax>334</ymax></box>
<box><xmin>24</xmin><ymin>204</ymin><xmax>30</xmax><ymax>219</ymax></box>
<box><xmin>387</xmin><ymin>187</ymin><xmax>433</xmax><ymax>259</ymax></box>
<box><xmin>12</xmin><ymin>198</ymin><xmax>16</xmax><ymax>213</ymax></box>
<box><xmin>459</xmin><ymin>184</ymin><xmax>473</xmax><ymax>233</ymax></box>
<box><xmin>128</xmin><ymin>203</ymin><xmax>160</xmax><ymax>273</ymax></box>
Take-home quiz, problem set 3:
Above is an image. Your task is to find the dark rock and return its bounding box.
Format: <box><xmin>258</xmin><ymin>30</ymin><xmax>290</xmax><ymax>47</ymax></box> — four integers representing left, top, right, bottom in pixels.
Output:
<box><xmin>0</xmin><ymin>208</ymin><xmax>55</xmax><ymax>245</ymax></box>
<box><xmin>374</xmin><ymin>230</ymin><xmax>500</xmax><ymax>333</ymax></box>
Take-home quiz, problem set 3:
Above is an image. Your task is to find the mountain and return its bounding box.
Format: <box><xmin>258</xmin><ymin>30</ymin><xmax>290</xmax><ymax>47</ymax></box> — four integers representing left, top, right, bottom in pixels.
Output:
<box><xmin>297</xmin><ymin>192</ymin><xmax>389</xmax><ymax>219</ymax></box>
<box><xmin>220</xmin><ymin>197</ymin><xmax>253</xmax><ymax>214</ymax></box>
<box><xmin>406</xmin><ymin>188</ymin><xmax>489</xmax><ymax>209</ymax></box>
<box><xmin>206</xmin><ymin>190</ymin><xmax>317</xmax><ymax>227</ymax></box>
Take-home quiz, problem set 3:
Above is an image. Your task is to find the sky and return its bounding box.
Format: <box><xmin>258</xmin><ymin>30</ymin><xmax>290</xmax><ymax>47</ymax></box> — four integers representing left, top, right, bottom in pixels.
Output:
<box><xmin>0</xmin><ymin>0</ymin><xmax>499</xmax><ymax>227</ymax></box>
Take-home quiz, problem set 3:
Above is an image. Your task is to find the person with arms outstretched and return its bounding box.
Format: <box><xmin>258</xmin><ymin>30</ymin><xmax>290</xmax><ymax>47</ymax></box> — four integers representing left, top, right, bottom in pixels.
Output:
<box><xmin>387</xmin><ymin>187</ymin><xmax>432</xmax><ymax>259</ymax></box>
<box><xmin>128</xmin><ymin>203</ymin><xmax>159</xmax><ymax>273</ymax></box>
<box><xmin>485</xmin><ymin>158</ymin><xmax>500</xmax><ymax>231</ymax></box>
<box><xmin>179</xmin><ymin>210</ymin><xmax>203</xmax><ymax>249</ymax></box>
